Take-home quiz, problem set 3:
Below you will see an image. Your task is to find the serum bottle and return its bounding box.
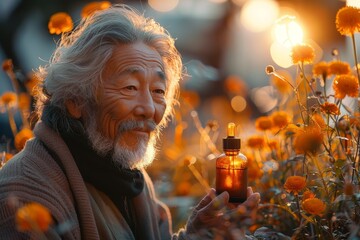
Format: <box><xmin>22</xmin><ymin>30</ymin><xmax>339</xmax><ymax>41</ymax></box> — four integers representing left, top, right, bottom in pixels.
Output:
<box><xmin>216</xmin><ymin>122</ymin><xmax>248</xmax><ymax>203</ymax></box>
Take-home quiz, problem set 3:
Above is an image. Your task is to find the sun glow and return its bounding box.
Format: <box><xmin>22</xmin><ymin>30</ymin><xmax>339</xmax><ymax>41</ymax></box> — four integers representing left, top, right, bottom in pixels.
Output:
<box><xmin>148</xmin><ymin>0</ymin><xmax>179</xmax><ymax>12</ymax></box>
<box><xmin>240</xmin><ymin>0</ymin><xmax>279</xmax><ymax>32</ymax></box>
<box><xmin>347</xmin><ymin>0</ymin><xmax>360</xmax><ymax>7</ymax></box>
<box><xmin>273</xmin><ymin>15</ymin><xmax>303</xmax><ymax>48</ymax></box>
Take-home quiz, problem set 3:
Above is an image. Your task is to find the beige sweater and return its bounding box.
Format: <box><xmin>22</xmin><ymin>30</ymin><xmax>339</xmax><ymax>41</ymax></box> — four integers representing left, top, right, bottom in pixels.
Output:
<box><xmin>0</xmin><ymin>122</ymin><xmax>184</xmax><ymax>239</ymax></box>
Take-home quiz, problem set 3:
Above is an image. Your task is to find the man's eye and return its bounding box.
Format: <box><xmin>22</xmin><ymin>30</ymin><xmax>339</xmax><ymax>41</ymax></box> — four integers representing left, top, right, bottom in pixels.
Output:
<box><xmin>120</xmin><ymin>85</ymin><xmax>138</xmax><ymax>95</ymax></box>
<box><xmin>153</xmin><ymin>89</ymin><xmax>165</xmax><ymax>95</ymax></box>
<box><xmin>125</xmin><ymin>86</ymin><xmax>137</xmax><ymax>91</ymax></box>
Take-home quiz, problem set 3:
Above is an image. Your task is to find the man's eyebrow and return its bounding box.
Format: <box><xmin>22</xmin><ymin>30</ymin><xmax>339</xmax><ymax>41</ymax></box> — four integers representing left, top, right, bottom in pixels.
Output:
<box><xmin>119</xmin><ymin>67</ymin><xmax>140</xmax><ymax>75</ymax></box>
<box><xmin>118</xmin><ymin>67</ymin><xmax>166</xmax><ymax>80</ymax></box>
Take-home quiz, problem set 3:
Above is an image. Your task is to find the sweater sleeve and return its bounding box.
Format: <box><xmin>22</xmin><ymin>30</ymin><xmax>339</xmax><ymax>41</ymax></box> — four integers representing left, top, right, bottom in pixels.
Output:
<box><xmin>0</xmin><ymin>145</ymin><xmax>80</xmax><ymax>239</ymax></box>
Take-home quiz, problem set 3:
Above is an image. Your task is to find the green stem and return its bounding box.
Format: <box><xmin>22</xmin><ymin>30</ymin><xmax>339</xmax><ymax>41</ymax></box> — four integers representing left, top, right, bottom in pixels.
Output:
<box><xmin>352</xmin><ymin>132</ymin><xmax>360</xmax><ymax>183</ymax></box>
<box><xmin>301</xmin><ymin>63</ymin><xmax>310</xmax><ymax>125</ymax></box>
<box><xmin>6</xmin><ymin>106</ymin><xmax>17</xmax><ymax>137</ymax></box>
<box><xmin>295</xmin><ymin>194</ymin><xmax>301</xmax><ymax>221</ymax></box>
<box><xmin>6</xmin><ymin>70</ymin><xmax>21</xmax><ymax>94</ymax></box>
<box><xmin>323</xmin><ymin>75</ymin><xmax>327</xmax><ymax>99</ymax></box>
<box><xmin>312</xmin><ymin>154</ymin><xmax>330</xmax><ymax>198</ymax></box>
<box><xmin>257</xmin><ymin>203</ymin><xmax>300</xmax><ymax>222</ymax></box>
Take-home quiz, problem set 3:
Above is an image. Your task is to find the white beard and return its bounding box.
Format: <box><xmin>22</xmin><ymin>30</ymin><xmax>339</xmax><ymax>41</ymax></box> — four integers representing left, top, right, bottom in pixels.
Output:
<box><xmin>84</xmin><ymin>111</ymin><xmax>158</xmax><ymax>169</ymax></box>
<box><xmin>112</xmin><ymin>134</ymin><xmax>157</xmax><ymax>169</ymax></box>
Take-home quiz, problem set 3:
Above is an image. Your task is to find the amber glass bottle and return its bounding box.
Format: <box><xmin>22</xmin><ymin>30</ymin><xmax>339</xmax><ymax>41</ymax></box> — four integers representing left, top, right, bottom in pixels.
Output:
<box><xmin>216</xmin><ymin>122</ymin><xmax>248</xmax><ymax>203</ymax></box>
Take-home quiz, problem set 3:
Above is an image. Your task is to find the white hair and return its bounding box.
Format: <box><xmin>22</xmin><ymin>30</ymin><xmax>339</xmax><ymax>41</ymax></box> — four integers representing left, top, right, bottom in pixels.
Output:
<box><xmin>36</xmin><ymin>4</ymin><xmax>182</xmax><ymax>130</ymax></box>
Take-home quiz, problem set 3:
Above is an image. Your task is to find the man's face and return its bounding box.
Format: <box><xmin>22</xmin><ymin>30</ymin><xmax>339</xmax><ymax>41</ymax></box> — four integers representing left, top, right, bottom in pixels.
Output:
<box><xmin>85</xmin><ymin>42</ymin><xmax>167</xmax><ymax>169</ymax></box>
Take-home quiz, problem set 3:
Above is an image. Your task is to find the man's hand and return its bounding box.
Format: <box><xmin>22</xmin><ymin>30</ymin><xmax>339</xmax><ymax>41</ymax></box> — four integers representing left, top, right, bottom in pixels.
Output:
<box><xmin>185</xmin><ymin>187</ymin><xmax>260</xmax><ymax>237</ymax></box>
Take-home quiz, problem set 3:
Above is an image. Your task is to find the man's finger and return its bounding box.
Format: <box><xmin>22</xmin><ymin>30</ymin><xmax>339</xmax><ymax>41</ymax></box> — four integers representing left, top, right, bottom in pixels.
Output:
<box><xmin>205</xmin><ymin>191</ymin><xmax>229</xmax><ymax>212</ymax></box>
<box><xmin>247</xmin><ymin>186</ymin><xmax>254</xmax><ymax>197</ymax></box>
<box><xmin>195</xmin><ymin>188</ymin><xmax>216</xmax><ymax>210</ymax></box>
<box><xmin>241</xmin><ymin>192</ymin><xmax>260</xmax><ymax>209</ymax></box>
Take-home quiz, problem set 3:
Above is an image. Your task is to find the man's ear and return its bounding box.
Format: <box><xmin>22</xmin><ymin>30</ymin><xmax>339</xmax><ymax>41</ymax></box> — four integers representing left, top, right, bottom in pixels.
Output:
<box><xmin>65</xmin><ymin>100</ymin><xmax>82</xmax><ymax>119</ymax></box>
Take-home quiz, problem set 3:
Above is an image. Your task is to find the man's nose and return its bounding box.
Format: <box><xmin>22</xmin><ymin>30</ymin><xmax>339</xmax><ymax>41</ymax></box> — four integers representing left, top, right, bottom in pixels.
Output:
<box><xmin>134</xmin><ymin>90</ymin><xmax>155</xmax><ymax>119</ymax></box>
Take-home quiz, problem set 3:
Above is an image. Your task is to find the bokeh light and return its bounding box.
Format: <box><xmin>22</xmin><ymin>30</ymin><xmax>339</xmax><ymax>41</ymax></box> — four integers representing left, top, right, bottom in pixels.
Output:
<box><xmin>231</xmin><ymin>0</ymin><xmax>247</xmax><ymax>7</ymax></box>
<box><xmin>270</xmin><ymin>41</ymin><xmax>293</xmax><ymax>68</ymax></box>
<box><xmin>209</xmin><ymin>0</ymin><xmax>228</xmax><ymax>3</ymax></box>
<box><xmin>148</xmin><ymin>0</ymin><xmax>179</xmax><ymax>12</ymax></box>
<box><xmin>263</xmin><ymin>159</ymin><xmax>279</xmax><ymax>172</ymax></box>
<box><xmin>306</xmin><ymin>39</ymin><xmax>323</xmax><ymax>64</ymax></box>
<box><xmin>231</xmin><ymin>95</ymin><xmax>247</xmax><ymax>112</ymax></box>
<box><xmin>251</xmin><ymin>86</ymin><xmax>278</xmax><ymax>113</ymax></box>
<box><xmin>239</xmin><ymin>0</ymin><xmax>279</xmax><ymax>32</ymax></box>
<box><xmin>273</xmin><ymin>15</ymin><xmax>303</xmax><ymax>48</ymax></box>
<box><xmin>270</xmin><ymin>39</ymin><xmax>323</xmax><ymax>68</ymax></box>
<box><xmin>347</xmin><ymin>0</ymin><xmax>360</xmax><ymax>7</ymax></box>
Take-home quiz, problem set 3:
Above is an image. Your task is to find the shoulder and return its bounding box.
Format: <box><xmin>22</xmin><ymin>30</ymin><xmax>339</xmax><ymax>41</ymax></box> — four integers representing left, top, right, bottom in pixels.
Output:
<box><xmin>0</xmin><ymin>137</ymin><xmax>79</xmax><ymax>237</ymax></box>
<box><xmin>0</xmin><ymin>137</ymin><xmax>61</xmax><ymax>187</ymax></box>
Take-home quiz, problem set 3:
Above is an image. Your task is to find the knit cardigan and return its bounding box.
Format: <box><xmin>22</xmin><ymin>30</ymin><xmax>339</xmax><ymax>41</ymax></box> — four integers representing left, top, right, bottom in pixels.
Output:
<box><xmin>0</xmin><ymin>122</ymin><xmax>186</xmax><ymax>239</ymax></box>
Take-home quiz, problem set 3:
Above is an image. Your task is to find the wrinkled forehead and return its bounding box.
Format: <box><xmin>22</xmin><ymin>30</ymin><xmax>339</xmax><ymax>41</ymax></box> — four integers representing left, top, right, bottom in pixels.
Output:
<box><xmin>103</xmin><ymin>42</ymin><xmax>166</xmax><ymax>78</ymax></box>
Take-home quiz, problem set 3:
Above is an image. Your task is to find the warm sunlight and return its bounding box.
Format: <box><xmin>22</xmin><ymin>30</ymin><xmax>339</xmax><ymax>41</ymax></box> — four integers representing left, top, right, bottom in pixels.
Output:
<box><xmin>347</xmin><ymin>0</ymin><xmax>360</xmax><ymax>7</ymax></box>
<box><xmin>273</xmin><ymin>15</ymin><xmax>303</xmax><ymax>48</ymax></box>
<box><xmin>240</xmin><ymin>0</ymin><xmax>279</xmax><ymax>32</ymax></box>
<box><xmin>148</xmin><ymin>0</ymin><xmax>179</xmax><ymax>12</ymax></box>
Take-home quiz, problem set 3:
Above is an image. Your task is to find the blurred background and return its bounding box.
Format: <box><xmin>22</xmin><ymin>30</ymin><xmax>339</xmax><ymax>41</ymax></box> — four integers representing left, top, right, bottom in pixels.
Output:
<box><xmin>0</xmin><ymin>0</ymin><xmax>358</xmax><ymax>231</ymax></box>
<box><xmin>0</xmin><ymin>0</ymin><xmax>354</xmax><ymax>136</ymax></box>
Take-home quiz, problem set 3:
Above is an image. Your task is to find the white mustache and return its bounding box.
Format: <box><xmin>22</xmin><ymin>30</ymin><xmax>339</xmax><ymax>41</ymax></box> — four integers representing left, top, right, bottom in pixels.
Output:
<box><xmin>117</xmin><ymin>120</ymin><xmax>157</xmax><ymax>134</ymax></box>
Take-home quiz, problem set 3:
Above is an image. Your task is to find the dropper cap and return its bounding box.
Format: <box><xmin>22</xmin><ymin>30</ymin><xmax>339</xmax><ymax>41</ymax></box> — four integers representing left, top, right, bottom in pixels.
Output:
<box><xmin>223</xmin><ymin>122</ymin><xmax>241</xmax><ymax>150</ymax></box>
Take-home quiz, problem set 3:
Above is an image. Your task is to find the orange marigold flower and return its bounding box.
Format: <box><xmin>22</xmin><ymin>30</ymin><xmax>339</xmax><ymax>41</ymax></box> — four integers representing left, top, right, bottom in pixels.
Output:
<box><xmin>271</xmin><ymin>111</ymin><xmax>291</xmax><ymax>129</ymax></box>
<box><xmin>255</xmin><ymin>116</ymin><xmax>273</xmax><ymax>131</ymax></box>
<box><xmin>16</xmin><ymin>202</ymin><xmax>53</xmax><ymax>232</ymax></box>
<box><xmin>312</xmin><ymin>61</ymin><xmax>329</xmax><ymax>78</ymax></box>
<box><xmin>267</xmin><ymin>139</ymin><xmax>279</xmax><ymax>150</ymax></box>
<box><xmin>284</xmin><ymin>176</ymin><xmax>306</xmax><ymax>195</ymax></box>
<box><xmin>293</xmin><ymin>126</ymin><xmax>323</xmax><ymax>154</ymax></box>
<box><xmin>15</xmin><ymin>128</ymin><xmax>34</xmax><ymax>151</ymax></box>
<box><xmin>247</xmin><ymin>135</ymin><xmax>265</xmax><ymax>149</ymax></box>
<box><xmin>328</xmin><ymin>61</ymin><xmax>351</xmax><ymax>76</ymax></box>
<box><xmin>81</xmin><ymin>1</ymin><xmax>111</xmax><ymax>19</ymax></box>
<box><xmin>302</xmin><ymin>198</ymin><xmax>326</xmax><ymax>216</ymax></box>
<box><xmin>2</xmin><ymin>59</ymin><xmax>13</xmax><ymax>72</ymax></box>
<box><xmin>320</xmin><ymin>102</ymin><xmax>340</xmax><ymax>115</ymax></box>
<box><xmin>302</xmin><ymin>190</ymin><xmax>315</xmax><ymax>200</ymax></box>
<box><xmin>18</xmin><ymin>93</ymin><xmax>31</xmax><ymax>111</ymax></box>
<box><xmin>48</xmin><ymin>12</ymin><xmax>74</xmax><ymax>35</ymax></box>
<box><xmin>336</xmin><ymin>6</ymin><xmax>360</xmax><ymax>36</ymax></box>
<box><xmin>333</xmin><ymin>74</ymin><xmax>359</xmax><ymax>99</ymax></box>
<box><xmin>1</xmin><ymin>91</ymin><xmax>17</xmax><ymax>106</ymax></box>
<box><xmin>291</xmin><ymin>44</ymin><xmax>315</xmax><ymax>64</ymax></box>
<box><xmin>310</xmin><ymin>113</ymin><xmax>326</xmax><ymax>129</ymax></box>
<box><xmin>283</xmin><ymin>123</ymin><xmax>300</xmax><ymax>136</ymax></box>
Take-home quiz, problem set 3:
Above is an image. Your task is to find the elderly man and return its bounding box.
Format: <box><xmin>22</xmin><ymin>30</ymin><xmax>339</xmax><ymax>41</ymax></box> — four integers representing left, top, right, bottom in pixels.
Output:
<box><xmin>0</xmin><ymin>4</ymin><xmax>260</xmax><ymax>239</ymax></box>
